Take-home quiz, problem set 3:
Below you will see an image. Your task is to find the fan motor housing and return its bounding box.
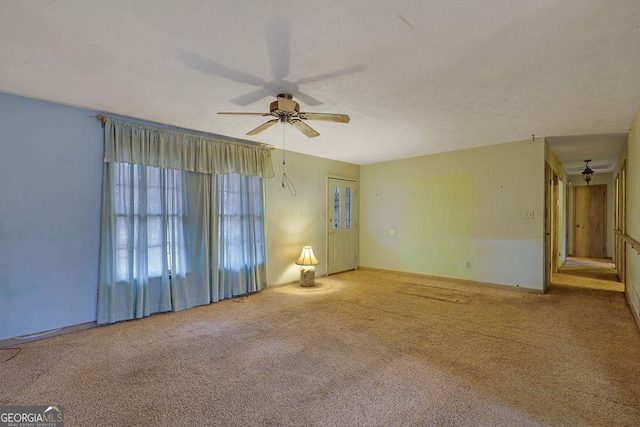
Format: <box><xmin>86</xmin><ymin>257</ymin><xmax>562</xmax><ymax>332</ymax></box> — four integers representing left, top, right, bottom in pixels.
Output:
<box><xmin>270</xmin><ymin>95</ymin><xmax>299</xmax><ymax>114</ymax></box>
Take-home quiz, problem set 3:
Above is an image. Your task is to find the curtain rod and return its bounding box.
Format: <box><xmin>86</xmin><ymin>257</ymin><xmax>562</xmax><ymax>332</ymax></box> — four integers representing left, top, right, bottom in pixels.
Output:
<box><xmin>94</xmin><ymin>114</ymin><xmax>107</xmax><ymax>126</ymax></box>
<box><xmin>91</xmin><ymin>114</ymin><xmax>275</xmax><ymax>150</ymax></box>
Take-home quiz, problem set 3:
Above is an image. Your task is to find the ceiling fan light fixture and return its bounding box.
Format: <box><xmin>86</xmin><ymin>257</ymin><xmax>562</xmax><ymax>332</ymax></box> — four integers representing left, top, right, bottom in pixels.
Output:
<box><xmin>271</xmin><ymin>95</ymin><xmax>299</xmax><ymax>114</ymax></box>
<box><xmin>218</xmin><ymin>94</ymin><xmax>349</xmax><ymax>138</ymax></box>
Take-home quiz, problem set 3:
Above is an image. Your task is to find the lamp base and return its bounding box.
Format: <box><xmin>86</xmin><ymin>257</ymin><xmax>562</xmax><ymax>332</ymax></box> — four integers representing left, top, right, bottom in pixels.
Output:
<box><xmin>299</xmin><ymin>266</ymin><xmax>316</xmax><ymax>287</ymax></box>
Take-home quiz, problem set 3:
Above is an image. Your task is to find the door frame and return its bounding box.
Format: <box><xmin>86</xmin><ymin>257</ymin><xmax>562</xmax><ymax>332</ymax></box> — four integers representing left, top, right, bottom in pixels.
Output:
<box><xmin>544</xmin><ymin>165</ymin><xmax>561</xmax><ymax>289</ymax></box>
<box><xmin>552</xmin><ymin>172</ymin><xmax>559</xmax><ymax>274</ymax></box>
<box><xmin>544</xmin><ymin>163</ymin><xmax>552</xmax><ymax>290</ymax></box>
<box><xmin>619</xmin><ymin>161</ymin><xmax>627</xmax><ymax>283</ymax></box>
<box><xmin>326</xmin><ymin>174</ymin><xmax>359</xmax><ymax>275</ymax></box>
<box><xmin>572</xmin><ymin>183</ymin><xmax>607</xmax><ymax>259</ymax></box>
<box><xmin>614</xmin><ymin>173</ymin><xmax>620</xmax><ymax>271</ymax></box>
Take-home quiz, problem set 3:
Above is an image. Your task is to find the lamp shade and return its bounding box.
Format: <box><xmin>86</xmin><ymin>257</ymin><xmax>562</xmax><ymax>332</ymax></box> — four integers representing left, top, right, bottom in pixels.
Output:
<box><xmin>295</xmin><ymin>246</ymin><xmax>319</xmax><ymax>266</ymax></box>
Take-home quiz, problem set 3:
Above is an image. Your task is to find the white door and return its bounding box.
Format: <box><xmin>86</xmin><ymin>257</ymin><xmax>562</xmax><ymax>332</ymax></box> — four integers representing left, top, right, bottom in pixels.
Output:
<box><xmin>327</xmin><ymin>177</ymin><xmax>357</xmax><ymax>274</ymax></box>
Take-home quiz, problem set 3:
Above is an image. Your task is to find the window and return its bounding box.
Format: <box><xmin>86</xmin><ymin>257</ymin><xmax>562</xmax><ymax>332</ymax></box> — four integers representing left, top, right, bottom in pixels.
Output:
<box><xmin>113</xmin><ymin>163</ymin><xmax>184</xmax><ymax>281</ymax></box>
<box><xmin>333</xmin><ymin>185</ymin><xmax>340</xmax><ymax>230</ymax></box>
<box><xmin>216</xmin><ymin>174</ymin><xmax>265</xmax><ymax>269</ymax></box>
<box><xmin>345</xmin><ymin>186</ymin><xmax>351</xmax><ymax>229</ymax></box>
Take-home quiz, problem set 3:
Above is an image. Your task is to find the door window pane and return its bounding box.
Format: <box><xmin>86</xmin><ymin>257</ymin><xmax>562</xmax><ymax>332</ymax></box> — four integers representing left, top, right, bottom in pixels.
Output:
<box><xmin>345</xmin><ymin>187</ymin><xmax>351</xmax><ymax>229</ymax></box>
<box><xmin>333</xmin><ymin>186</ymin><xmax>340</xmax><ymax>230</ymax></box>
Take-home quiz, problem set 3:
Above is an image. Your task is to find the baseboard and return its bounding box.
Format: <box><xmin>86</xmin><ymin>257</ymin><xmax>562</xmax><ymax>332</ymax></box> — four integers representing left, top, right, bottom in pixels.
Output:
<box><xmin>0</xmin><ymin>321</ymin><xmax>97</xmax><ymax>349</ymax></box>
<box><xmin>624</xmin><ymin>289</ymin><xmax>640</xmax><ymax>334</ymax></box>
<box><xmin>357</xmin><ymin>266</ymin><xmax>545</xmax><ymax>294</ymax></box>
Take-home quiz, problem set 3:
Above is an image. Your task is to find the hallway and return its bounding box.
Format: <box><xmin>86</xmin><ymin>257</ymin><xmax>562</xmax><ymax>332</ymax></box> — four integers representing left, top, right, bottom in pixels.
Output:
<box><xmin>552</xmin><ymin>257</ymin><xmax>623</xmax><ymax>292</ymax></box>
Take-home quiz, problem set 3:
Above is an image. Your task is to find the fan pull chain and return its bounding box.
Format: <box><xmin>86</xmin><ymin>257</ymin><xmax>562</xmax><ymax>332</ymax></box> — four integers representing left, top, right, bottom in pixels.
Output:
<box><xmin>281</xmin><ymin>124</ymin><xmax>296</xmax><ymax>196</ymax></box>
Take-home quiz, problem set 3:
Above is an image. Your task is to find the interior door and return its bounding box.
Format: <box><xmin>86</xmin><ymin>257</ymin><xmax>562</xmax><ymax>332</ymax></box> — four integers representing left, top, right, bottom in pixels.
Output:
<box><xmin>327</xmin><ymin>177</ymin><xmax>357</xmax><ymax>274</ymax></box>
<box><xmin>574</xmin><ymin>184</ymin><xmax>606</xmax><ymax>258</ymax></box>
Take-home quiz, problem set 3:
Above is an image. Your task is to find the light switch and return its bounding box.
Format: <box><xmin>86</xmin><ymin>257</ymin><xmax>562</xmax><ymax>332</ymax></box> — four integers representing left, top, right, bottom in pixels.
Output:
<box><xmin>523</xmin><ymin>210</ymin><xmax>535</xmax><ymax>219</ymax></box>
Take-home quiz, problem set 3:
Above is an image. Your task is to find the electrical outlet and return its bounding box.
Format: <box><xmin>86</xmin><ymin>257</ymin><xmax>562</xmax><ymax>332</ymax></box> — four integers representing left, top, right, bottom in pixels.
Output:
<box><xmin>523</xmin><ymin>210</ymin><xmax>535</xmax><ymax>219</ymax></box>
<box><xmin>466</xmin><ymin>261</ymin><xmax>471</xmax><ymax>268</ymax></box>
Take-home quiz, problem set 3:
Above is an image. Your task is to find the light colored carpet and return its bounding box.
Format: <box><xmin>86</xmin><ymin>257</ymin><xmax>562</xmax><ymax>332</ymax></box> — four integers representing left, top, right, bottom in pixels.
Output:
<box><xmin>1</xmin><ymin>270</ymin><xmax>639</xmax><ymax>426</ymax></box>
<box><xmin>564</xmin><ymin>257</ymin><xmax>615</xmax><ymax>268</ymax></box>
<box><xmin>552</xmin><ymin>273</ymin><xmax>624</xmax><ymax>292</ymax></box>
<box><xmin>554</xmin><ymin>256</ymin><xmax>623</xmax><ymax>292</ymax></box>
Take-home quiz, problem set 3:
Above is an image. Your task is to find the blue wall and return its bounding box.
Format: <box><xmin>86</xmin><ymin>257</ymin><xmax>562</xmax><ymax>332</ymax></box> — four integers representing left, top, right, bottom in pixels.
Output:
<box><xmin>0</xmin><ymin>93</ymin><xmax>103</xmax><ymax>340</ymax></box>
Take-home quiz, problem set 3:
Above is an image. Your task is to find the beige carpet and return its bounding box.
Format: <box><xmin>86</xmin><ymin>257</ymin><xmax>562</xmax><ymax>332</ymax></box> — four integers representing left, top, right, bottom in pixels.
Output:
<box><xmin>1</xmin><ymin>270</ymin><xmax>639</xmax><ymax>426</ymax></box>
<box><xmin>564</xmin><ymin>257</ymin><xmax>616</xmax><ymax>268</ymax></box>
<box><xmin>554</xmin><ymin>256</ymin><xmax>623</xmax><ymax>292</ymax></box>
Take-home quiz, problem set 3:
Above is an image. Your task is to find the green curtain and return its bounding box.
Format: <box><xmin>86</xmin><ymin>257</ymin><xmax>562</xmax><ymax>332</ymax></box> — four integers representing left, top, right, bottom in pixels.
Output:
<box><xmin>103</xmin><ymin>117</ymin><xmax>274</xmax><ymax>178</ymax></box>
<box><xmin>97</xmin><ymin>118</ymin><xmax>271</xmax><ymax>324</ymax></box>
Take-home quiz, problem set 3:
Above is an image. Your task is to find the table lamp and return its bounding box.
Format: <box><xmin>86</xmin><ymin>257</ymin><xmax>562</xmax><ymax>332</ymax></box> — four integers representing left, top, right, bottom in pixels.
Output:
<box><xmin>295</xmin><ymin>246</ymin><xmax>320</xmax><ymax>287</ymax></box>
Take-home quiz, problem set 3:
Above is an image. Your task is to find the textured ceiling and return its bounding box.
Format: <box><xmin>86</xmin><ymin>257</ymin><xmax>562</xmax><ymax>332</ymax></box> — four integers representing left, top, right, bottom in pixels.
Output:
<box><xmin>1</xmin><ymin>0</ymin><xmax>639</xmax><ymax>165</ymax></box>
<box><xmin>547</xmin><ymin>134</ymin><xmax>626</xmax><ymax>175</ymax></box>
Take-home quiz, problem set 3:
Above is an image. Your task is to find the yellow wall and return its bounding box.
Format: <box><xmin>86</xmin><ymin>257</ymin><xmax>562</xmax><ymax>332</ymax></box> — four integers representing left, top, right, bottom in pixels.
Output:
<box><xmin>265</xmin><ymin>148</ymin><xmax>359</xmax><ymax>285</ymax></box>
<box><xmin>620</xmin><ymin>106</ymin><xmax>640</xmax><ymax>322</ymax></box>
<box><xmin>360</xmin><ymin>138</ymin><xmax>545</xmax><ymax>290</ymax></box>
<box><xmin>545</xmin><ymin>141</ymin><xmax>564</xmax><ymax>179</ymax></box>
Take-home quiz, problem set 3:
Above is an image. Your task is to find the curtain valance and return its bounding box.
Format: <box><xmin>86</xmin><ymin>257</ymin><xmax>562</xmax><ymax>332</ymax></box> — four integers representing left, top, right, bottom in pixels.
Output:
<box><xmin>103</xmin><ymin>117</ymin><xmax>274</xmax><ymax>178</ymax></box>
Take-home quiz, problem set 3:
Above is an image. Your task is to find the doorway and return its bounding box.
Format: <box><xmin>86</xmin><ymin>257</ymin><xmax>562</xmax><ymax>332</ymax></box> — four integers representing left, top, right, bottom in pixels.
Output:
<box><xmin>617</xmin><ymin>161</ymin><xmax>627</xmax><ymax>283</ymax></box>
<box><xmin>553</xmin><ymin>180</ymin><xmax>620</xmax><ymax>292</ymax></box>
<box><xmin>544</xmin><ymin>164</ymin><xmax>560</xmax><ymax>290</ymax></box>
<box><xmin>327</xmin><ymin>177</ymin><xmax>358</xmax><ymax>274</ymax></box>
<box><xmin>544</xmin><ymin>164</ymin><xmax>552</xmax><ymax>289</ymax></box>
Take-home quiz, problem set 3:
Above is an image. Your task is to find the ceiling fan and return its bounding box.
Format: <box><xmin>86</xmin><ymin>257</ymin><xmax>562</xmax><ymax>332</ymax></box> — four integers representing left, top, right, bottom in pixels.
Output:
<box><xmin>218</xmin><ymin>93</ymin><xmax>349</xmax><ymax>138</ymax></box>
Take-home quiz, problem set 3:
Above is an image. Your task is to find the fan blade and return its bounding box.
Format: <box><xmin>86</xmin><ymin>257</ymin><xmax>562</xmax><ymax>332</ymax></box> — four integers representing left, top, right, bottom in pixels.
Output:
<box><xmin>290</xmin><ymin>119</ymin><xmax>320</xmax><ymax>138</ymax></box>
<box><xmin>230</xmin><ymin>87</ymin><xmax>273</xmax><ymax>106</ymax></box>
<box><xmin>294</xmin><ymin>91</ymin><xmax>322</xmax><ymax>106</ymax></box>
<box><xmin>299</xmin><ymin>112</ymin><xmax>350</xmax><ymax>123</ymax></box>
<box><xmin>247</xmin><ymin>119</ymin><xmax>279</xmax><ymax>135</ymax></box>
<box><xmin>294</xmin><ymin>64</ymin><xmax>366</xmax><ymax>85</ymax></box>
<box><xmin>179</xmin><ymin>49</ymin><xmax>265</xmax><ymax>86</ymax></box>
<box><xmin>266</xmin><ymin>17</ymin><xmax>290</xmax><ymax>80</ymax></box>
<box><xmin>218</xmin><ymin>112</ymin><xmax>271</xmax><ymax>116</ymax></box>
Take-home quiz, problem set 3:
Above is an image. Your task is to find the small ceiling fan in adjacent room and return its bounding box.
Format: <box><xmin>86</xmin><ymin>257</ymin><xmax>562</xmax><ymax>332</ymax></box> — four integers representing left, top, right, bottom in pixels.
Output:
<box><xmin>218</xmin><ymin>93</ymin><xmax>349</xmax><ymax>138</ymax></box>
